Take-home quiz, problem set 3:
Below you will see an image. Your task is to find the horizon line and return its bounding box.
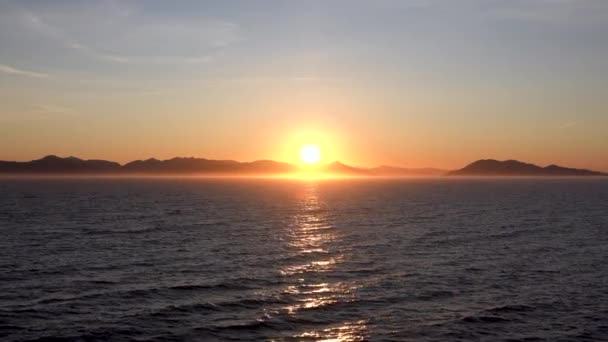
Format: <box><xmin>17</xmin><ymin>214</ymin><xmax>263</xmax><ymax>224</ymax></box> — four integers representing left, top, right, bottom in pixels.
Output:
<box><xmin>1</xmin><ymin>154</ymin><xmax>607</xmax><ymax>174</ymax></box>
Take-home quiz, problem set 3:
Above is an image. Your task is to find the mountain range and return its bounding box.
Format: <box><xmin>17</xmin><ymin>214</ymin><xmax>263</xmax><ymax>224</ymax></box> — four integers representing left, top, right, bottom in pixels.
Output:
<box><xmin>0</xmin><ymin>155</ymin><xmax>604</xmax><ymax>176</ymax></box>
<box><xmin>447</xmin><ymin>159</ymin><xmax>605</xmax><ymax>176</ymax></box>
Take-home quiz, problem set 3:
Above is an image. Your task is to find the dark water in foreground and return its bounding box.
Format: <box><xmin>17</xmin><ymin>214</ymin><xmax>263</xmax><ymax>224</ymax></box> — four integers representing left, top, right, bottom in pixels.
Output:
<box><xmin>1</xmin><ymin>178</ymin><xmax>607</xmax><ymax>341</ymax></box>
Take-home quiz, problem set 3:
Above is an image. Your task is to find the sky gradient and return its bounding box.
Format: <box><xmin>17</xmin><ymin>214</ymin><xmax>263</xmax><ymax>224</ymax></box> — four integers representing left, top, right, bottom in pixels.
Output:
<box><xmin>1</xmin><ymin>0</ymin><xmax>607</xmax><ymax>170</ymax></box>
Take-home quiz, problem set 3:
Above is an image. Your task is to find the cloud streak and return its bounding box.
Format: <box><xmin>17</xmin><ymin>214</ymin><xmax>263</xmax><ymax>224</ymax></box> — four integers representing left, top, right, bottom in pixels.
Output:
<box><xmin>32</xmin><ymin>104</ymin><xmax>74</xmax><ymax>115</ymax></box>
<box><xmin>560</xmin><ymin>121</ymin><xmax>578</xmax><ymax>129</ymax></box>
<box><xmin>66</xmin><ymin>42</ymin><xmax>214</xmax><ymax>65</ymax></box>
<box><xmin>485</xmin><ymin>0</ymin><xmax>608</xmax><ymax>23</ymax></box>
<box><xmin>0</xmin><ymin>64</ymin><xmax>48</xmax><ymax>78</ymax></box>
<box><xmin>19</xmin><ymin>7</ymin><xmax>239</xmax><ymax>65</ymax></box>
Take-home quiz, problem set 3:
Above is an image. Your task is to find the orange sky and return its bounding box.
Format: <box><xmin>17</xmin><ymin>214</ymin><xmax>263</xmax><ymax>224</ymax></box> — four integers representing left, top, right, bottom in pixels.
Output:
<box><xmin>1</xmin><ymin>1</ymin><xmax>607</xmax><ymax>171</ymax></box>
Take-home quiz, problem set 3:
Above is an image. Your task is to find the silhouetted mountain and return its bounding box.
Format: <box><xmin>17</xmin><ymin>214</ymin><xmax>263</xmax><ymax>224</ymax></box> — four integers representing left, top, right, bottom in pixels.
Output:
<box><xmin>244</xmin><ymin>160</ymin><xmax>297</xmax><ymax>173</ymax></box>
<box><xmin>121</xmin><ymin>157</ymin><xmax>297</xmax><ymax>174</ymax></box>
<box><xmin>448</xmin><ymin>159</ymin><xmax>605</xmax><ymax>176</ymax></box>
<box><xmin>318</xmin><ymin>162</ymin><xmax>445</xmax><ymax>176</ymax></box>
<box><xmin>1</xmin><ymin>156</ymin><xmax>603</xmax><ymax>176</ymax></box>
<box><xmin>369</xmin><ymin>165</ymin><xmax>445</xmax><ymax>176</ymax></box>
<box><xmin>0</xmin><ymin>155</ymin><xmax>121</xmax><ymax>174</ymax></box>
<box><xmin>322</xmin><ymin>161</ymin><xmax>372</xmax><ymax>175</ymax></box>
<box><xmin>0</xmin><ymin>156</ymin><xmax>296</xmax><ymax>175</ymax></box>
<box><xmin>0</xmin><ymin>156</ymin><xmax>440</xmax><ymax>176</ymax></box>
<box><xmin>124</xmin><ymin>157</ymin><xmax>238</xmax><ymax>173</ymax></box>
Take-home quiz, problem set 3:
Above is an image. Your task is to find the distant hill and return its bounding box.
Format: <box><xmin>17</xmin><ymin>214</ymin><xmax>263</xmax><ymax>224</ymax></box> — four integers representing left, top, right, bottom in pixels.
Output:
<box><xmin>318</xmin><ymin>162</ymin><xmax>445</xmax><ymax>176</ymax></box>
<box><xmin>0</xmin><ymin>155</ymin><xmax>445</xmax><ymax>176</ymax></box>
<box><xmin>322</xmin><ymin>161</ymin><xmax>372</xmax><ymax>175</ymax></box>
<box><xmin>369</xmin><ymin>165</ymin><xmax>445</xmax><ymax>176</ymax></box>
<box><xmin>1</xmin><ymin>156</ymin><xmax>603</xmax><ymax>176</ymax></box>
<box><xmin>448</xmin><ymin>159</ymin><xmax>605</xmax><ymax>176</ymax></box>
<box><xmin>122</xmin><ymin>157</ymin><xmax>296</xmax><ymax>174</ymax></box>
<box><xmin>0</xmin><ymin>155</ymin><xmax>122</xmax><ymax>174</ymax></box>
<box><xmin>0</xmin><ymin>155</ymin><xmax>297</xmax><ymax>175</ymax></box>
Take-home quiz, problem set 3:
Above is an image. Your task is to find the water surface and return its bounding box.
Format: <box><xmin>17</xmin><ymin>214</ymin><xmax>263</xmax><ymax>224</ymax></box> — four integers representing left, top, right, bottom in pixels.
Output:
<box><xmin>1</xmin><ymin>178</ymin><xmax>607</xmax><ymax>341</ymax></box>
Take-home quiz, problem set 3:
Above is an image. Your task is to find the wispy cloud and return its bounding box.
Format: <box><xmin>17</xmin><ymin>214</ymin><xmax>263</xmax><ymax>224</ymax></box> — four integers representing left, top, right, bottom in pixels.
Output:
<box><xmin>485</xmin><ymin>0</ymin><xmax>608</xmax><ymax>23</ymax></box>
<box><xmin>66</xmin><ymin>42</ymin><xmax>214</xmax><ymax>65</ymax></box>
<box><xmin>0</xmin><ymin>64</ymin><xmax>48</xmax><ymax>78</ymax></box>
<box><xmin>225</xmin><ymin>76</ymin><xmax>343</xmax><ymax>85</ymax></box>
<box><xmin>559</xmin><ymin>121</ymin><xmax>578</xmax><ymax>129</ymax></box>
<box><xmin>32</xmin><ymin>104</ymin><xmax>74</xmax><ymax>115</ymax></box>
<box><xmin>18</xmin><ymin>6</ymin><xmax>239</xmax><ymax>65</ymax></box>
<box><xmin>0</xmin><ymin>103</ymin><xmax>75</xmax><ymax>123</ymax></box>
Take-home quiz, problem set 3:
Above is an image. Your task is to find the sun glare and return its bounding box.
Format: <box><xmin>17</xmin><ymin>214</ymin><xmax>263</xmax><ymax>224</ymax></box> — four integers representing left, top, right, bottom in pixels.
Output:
<box><xmin>300</xmin><ymin>145</ymin><xmax>321</xmax><ymax>164</ymax></box>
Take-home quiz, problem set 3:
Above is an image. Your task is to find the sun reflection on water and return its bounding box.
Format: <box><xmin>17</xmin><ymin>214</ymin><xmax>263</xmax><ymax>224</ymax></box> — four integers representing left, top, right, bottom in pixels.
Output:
<box><xmin>295</xmin><ymin>320</ymin><xmax>369</xmax><ymax>342</ymax></box>
<box><xmin>276</xmin><ymin>182</ymin><xmax>368</xmax><ymax>341</ymax></box>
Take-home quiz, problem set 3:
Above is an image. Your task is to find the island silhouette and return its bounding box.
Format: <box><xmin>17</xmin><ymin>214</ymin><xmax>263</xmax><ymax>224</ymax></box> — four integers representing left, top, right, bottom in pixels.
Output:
<box><xmin>447</xmin><ymin>159</ymin><xmax>605</xmax><ymax>176</ymax></box>
<box><xmin>0</xmin><ymin>155</ymin><xmax>604</xmax><ymax>176</ymax></box>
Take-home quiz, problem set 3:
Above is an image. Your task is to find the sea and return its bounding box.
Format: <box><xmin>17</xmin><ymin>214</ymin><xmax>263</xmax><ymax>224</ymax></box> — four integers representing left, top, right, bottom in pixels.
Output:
<box><xmin>1</xmin><ymin>177</ymin><xmax>607</xmax><ymax>341</ymax></box>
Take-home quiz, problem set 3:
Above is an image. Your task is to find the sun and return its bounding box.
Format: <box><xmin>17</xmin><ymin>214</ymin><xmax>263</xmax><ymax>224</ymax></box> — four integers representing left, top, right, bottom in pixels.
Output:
<box><xmin>300</xmin><ymin>144</ymin><xmax>321</xmax><ymax>164</ymax></box>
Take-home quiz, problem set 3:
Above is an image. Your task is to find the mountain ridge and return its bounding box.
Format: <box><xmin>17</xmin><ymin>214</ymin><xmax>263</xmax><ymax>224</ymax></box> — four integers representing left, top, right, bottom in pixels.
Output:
<box><xmin>0</xmin><ymin>155</ymin><xmax>442</xmax><ymax>176</ymax></box>
<box><xmin>0</xmin><ymin>156</ymin><xmax>605</xmax><ymax>176</ymax></box>
<box><xmin>447</xmin><ymin>159</ymin><xmax>605</xmax><ymax>176</ymax></box>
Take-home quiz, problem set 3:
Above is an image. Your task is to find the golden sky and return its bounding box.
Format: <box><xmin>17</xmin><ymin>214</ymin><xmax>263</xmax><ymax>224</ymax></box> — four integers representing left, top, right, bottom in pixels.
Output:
<box><xmin>1</xmin><ymin>1</ymin><xmax>607</xmax><ymax>171</ymax></box>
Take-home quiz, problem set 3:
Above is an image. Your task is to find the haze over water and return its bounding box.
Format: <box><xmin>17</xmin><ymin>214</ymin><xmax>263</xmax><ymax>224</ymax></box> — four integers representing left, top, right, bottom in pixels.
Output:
<box><xmin>1</xmin><ymin>178</ymin><xmax>607</xmax><ymax>341</ymax></box>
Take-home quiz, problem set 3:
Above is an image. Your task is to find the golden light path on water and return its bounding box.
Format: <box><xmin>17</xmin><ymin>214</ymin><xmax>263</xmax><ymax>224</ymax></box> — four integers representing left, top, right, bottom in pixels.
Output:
<box><xmin>276</xmin><ymin>182</ymin><xmax>368</xmax><ymax>341</ymax></box>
